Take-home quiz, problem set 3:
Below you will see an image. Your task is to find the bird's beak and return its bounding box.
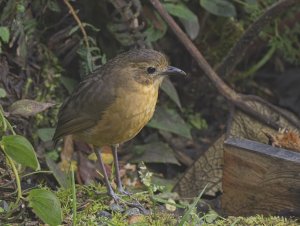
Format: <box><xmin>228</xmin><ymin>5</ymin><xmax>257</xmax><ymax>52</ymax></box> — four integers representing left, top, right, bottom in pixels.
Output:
<box><xmin>160</xmin><ymin>66</ymin><xmax>186</xmax><ymax>76</ymax></box>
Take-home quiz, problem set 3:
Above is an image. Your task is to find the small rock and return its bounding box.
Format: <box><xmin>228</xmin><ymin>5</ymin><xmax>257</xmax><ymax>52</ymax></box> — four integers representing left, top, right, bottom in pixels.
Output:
<box><xmin>97</xmin><ymin>210</ymin><xmax>112</xmax><ymax>219</ymax></box>
<box><xmin>110</xmin><ymin>203</ymin><xmax>125</xmax><ymax>212</ymax></box>
<box><xmin>124</xmin><ymin>207</ymin><xmax>140</xmax><ymax>216</ymax></box>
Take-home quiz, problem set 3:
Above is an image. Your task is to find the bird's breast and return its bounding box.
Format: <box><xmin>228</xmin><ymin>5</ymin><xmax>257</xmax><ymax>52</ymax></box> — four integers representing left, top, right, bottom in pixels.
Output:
<box><xmin>77</xmin><ymin>84</ymin><xmax>159</xmax><ymax>146</ymax></box>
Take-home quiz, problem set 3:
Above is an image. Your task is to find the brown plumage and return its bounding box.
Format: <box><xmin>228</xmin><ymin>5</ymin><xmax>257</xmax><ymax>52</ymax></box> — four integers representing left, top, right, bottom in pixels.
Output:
<box><xmin>53</xmin><ymin>48</ymin><xmax>186</xmax><ymax>200</ymax></box>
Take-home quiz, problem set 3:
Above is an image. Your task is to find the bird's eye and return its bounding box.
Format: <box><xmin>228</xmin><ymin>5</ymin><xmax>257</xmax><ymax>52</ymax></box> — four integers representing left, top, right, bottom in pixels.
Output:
<box><xmin>147</xmin><ymin>67</ymin><xmax>156</xmax><ymax>74</ymax></box>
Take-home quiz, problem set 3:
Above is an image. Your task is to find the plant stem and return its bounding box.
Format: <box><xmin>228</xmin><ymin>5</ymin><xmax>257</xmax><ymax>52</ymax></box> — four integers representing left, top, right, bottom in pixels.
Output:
<box><xmin>235</xmin><ymin>44</ymin><xmax>277</xmax><ymax>81</ymax></box>
<box><xmin>178</xmin><ymin>184</ymin><xmax>208</xmax><ymax>226</ymax></box>
<box><xmin>71</xmin><ymin>169</ymin><xmax>77</xmax><ymax>226</ymax></box>
<box><xmin>22</xmin><ymin>170</ymin><xmax>53</xmax><ymax>178</ymax></box>
<box><xmin>63</xmin><ymin>0</ymin><xmax>90</xmax><ymax>50</ymax></box>
<box><xmin>6</xmin><ymin>155</ymin><xmax>23</xmax><ymax>204</ymax></box>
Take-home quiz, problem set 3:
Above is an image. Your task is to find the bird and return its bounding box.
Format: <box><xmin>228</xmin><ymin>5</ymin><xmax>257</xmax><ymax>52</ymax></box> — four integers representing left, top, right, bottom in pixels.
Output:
<box><xmin>53</xmin><ymin>48</ymin><xmax>186</xmax><ymax>200</ymax></box>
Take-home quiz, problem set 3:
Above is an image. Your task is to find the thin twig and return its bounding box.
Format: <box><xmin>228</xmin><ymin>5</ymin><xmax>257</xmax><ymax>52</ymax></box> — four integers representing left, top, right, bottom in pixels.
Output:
<box><xmin>63</xmin><ymin>0</ymin><xmax>90</xmax><ymax>50</ymax></box>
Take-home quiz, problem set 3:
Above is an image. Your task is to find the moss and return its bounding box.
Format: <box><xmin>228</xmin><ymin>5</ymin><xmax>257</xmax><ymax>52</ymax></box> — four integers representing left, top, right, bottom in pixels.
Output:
<box><xmin>55</xmin><ymin>183</ymin><xmax>180</xmax><ymax>225</ymax></box>
<box><xmin>55</xmin><ymin>184</ymin><xmax>298</xmax><ymax>225</ymax></box>
<box><xmin>197</xmin><ymin>17</ymin><xmax>244</xmax><ymax>66</ymax></box>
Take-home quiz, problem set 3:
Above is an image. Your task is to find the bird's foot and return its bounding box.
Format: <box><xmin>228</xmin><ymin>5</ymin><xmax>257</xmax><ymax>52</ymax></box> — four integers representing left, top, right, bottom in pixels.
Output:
<box><xmin>108</xmin><ymin>190</ymin><xmax>122</xmax><ymax>203</ymax></box>
<box><xmin>108</xmin><ymin>190</ymin><xmax>148</xmax><ymax>214</ymax></box>
<box><xmin>118</xmin><ymin>187</ymin><xmax>132</xmax><ymax>196</ymax></box>
<box><xmin>125</xmin><ymin>200</ymin><xmax>148</xmax><ymax>215</ymax></box>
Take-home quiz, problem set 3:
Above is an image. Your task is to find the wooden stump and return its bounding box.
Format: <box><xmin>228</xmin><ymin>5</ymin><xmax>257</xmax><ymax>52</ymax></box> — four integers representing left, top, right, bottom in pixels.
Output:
<box><xmin>222</xmin><ymin>137</ymin><xmax>300</xmax><ymax>216</ymax></box>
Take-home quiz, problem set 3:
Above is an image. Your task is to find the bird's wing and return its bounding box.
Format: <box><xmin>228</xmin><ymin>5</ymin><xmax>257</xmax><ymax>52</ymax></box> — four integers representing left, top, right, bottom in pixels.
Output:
<box><xmin>53</xmin><ymin>72</ymin><xmax>116</xmax><ymax>143</ymax></box>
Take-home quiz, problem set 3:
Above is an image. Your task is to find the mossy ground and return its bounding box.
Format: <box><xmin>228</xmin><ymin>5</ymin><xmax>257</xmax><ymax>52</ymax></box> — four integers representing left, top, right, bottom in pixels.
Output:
<box><xmin>55</xmin><ymin>184</ymin><xmax>299</xmax><ymax>226</ymax></box>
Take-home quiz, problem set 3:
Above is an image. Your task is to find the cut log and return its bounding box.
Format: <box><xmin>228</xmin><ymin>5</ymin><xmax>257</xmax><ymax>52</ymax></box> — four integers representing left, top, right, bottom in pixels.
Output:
<box><xmin>222</xmin><ymin>137</ymin><xmax>300</xmax><ymax>216</ymax></box>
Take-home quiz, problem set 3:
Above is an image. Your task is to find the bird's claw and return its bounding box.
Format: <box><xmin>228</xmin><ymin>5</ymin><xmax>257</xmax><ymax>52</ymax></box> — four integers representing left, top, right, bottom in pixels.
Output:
<box><xmin>108</xmin><ymin>191</ymin><xmax>122</xmax><ymax>203</ymax></box>
<box><xmin>108</xmin><ymin>190</ymin><xmax>148</xmax><ymax>214</ymax></box>
<box><xmin>118</xmin><ymin>188</ymin><xmax>132</xmax><ymax>196</ymax></box>
<box><xmin>126</xmin><ymin>201</ymin><xmax>148</xmax><ymax>215</ymax></box>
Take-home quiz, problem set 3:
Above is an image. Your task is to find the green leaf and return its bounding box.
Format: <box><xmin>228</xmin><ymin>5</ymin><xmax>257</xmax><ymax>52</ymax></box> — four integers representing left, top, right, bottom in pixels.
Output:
<box><xmin>82</xmin><ymin>22</ymin><xmax>101</xmax><ymax>32</ymax></box>
<box><xmin>8</xmin><ymin>99</ymin><xmax>55</xmax><ymax>117</ymax></box>
<box><xmin>145</xmin><ymin>21</ymin><xmax>167</xmax><ymax>43</ymax></box>
<box><xmin>37</xmin><ymin>128</ymin><xmax>56</xmax><ymax>142</ymax></box>
<box><xmin>188</xmin><ymin>113</ymin><xmax>208</xmax><ymax>130</ymax></box>
<box><xmin>16</xmin><ymin>3</ymin><xmax>25</xmax><ymax>12</ymax></box>
<box><xmin>0</xmin><ymin>88</ymin><xmax>7</xmax><ymax>98</ymax></box>
<box><xmin>131</xmin><ymin>142</ymin><xmax>180</xmax><ymax>165</ymax></box>
<box><xmin>1</xmin><ymin>135</ymin><xmax>40</xmax><ymax>170</ymax></box>
<box><xmin>161</xmin><ymin>78</ymin><xmax>182</xmax><ymax>110</ymax></box>
<box><xmin>180</xmin><ymin>18</ymin><xmax>200</xmax><ymax>40</ymax></box>
<box><xmin>48</xmin><ymin>0</ymin><xmax>61</xmax><ymax>12</ymax></box>
<box><xmin>145</xmin><ymin>12</ymin><xmax>167</xmax><ymax>42</ymax></box>
<box><xmin>69</xmin><ymin>25</ymin><xmax>81</xmax><ymax>36</ymax></box>
<box><xmin>148</xmin><ymin>106</ymin><xmax>192</xmax><ymax>139</ymax></box>
<box><xmin>204</xmin><ymin>209</ymin><xmax>220</xmax><ymax>223</ymax></box>
<box><xmin>152</xmin><ymin>177</ymin><xmax>177</xmax><ymax>193</ymax></box>
<box><xmin>164</xmin><ymin>3</ymin><xmax>197</xmax><ymax>21</ymax></box>
<box><xmin>46</xmin><ymin>156</ymin><xmax>72</xmax><ymax>189</ymax></box>
<box><xmin>0</xmin><ymin>26</ymin><xmax>10</xmax><ymax>43</ymax></box>
<box><xmin>200</xmin><ymin>0</ymin><xmax>236</xmax><ymax>17</ymax></box>
<box><xmin>179</xmin><ymin>184</ymin><xmax>208</xmax><ymax>226</ymax></box>
<box><xmin>160</xmin><ymin>78</ymin><xmax>182</xmax><ymax>109</ymax></box>
<box><xmin>0</xmin><ymin>106</ymin><xmax>7</xmax><ymax>131</ymax></box>
<box><xmin>28</xmin><ymin>189</ymin><xmax>62</xmax><ymax>226</ymax></box>
<box><xmin>163</xmin><ymin>3</ymin><xmax>200</xmax><ymax>39</ymax></box>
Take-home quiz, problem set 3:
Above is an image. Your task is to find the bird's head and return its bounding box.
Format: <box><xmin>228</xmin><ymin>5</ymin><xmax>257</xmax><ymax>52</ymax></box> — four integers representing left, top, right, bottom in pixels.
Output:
<box><xmin>109</xmin><ymin>49</ymin><xmax>186</xmax><ymax>87</ymax></box>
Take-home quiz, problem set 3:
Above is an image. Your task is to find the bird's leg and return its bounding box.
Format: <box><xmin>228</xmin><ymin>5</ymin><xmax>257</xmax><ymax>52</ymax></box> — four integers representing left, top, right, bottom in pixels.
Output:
<box><xmin>95</xmin><ymin>148</ymin><xmax>120</xmax><ymax>201</ymax></box>
<box><xmin>112</xmin><ymin>145</ymin><xmax>148</xmax><ymax>213</ymax></box>
<box><xmin>112</xmin><ymin>144</ymin><xmax>131</xmax><ymax>195</ymax></box>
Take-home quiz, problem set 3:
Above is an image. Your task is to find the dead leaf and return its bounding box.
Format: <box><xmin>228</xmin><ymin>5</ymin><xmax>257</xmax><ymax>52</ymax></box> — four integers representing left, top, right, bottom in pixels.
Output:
<box><xmin>88</xmin><ymin>152</ymin><xmax>97</xmax><ymax>161</ymax></box>
<box><xmin>8</xmin><ymin>99</ymin><xmax>55</xmax><ymax>117</ymax></box>
<box><xmin>265</xmin><ymin>128</ymin><xmax>300</xmax><ymax>152</ymax></box>
<box><xmin>128</xmin><ymin>215</ymin><xmax>144</xmax><ymax>224</ymax></box>
<box><xmin>101</xmin><ymin>152</ymin><xmax>114</xmax><ymax>164</ymax></box>
<box><xmin>61</xmin><ymin>135</ymin><xmax>74</xmax><ymax>162</ymax></box>
<box><xmin>124</xmin><ymin>163</ymin><xmax>136</xmax><ymax>171</ymax></box>
<box><xmin>165</xmin><ymin>198</ymin><xmax>176</xmax><ymax>212</ymax></box>
<box><xmin>58</xmin><ymin>159</ymin><xmax>77</xmax><ymax>172</ymax></box>
<box><xmin>78</xmin><ymin>152</ymin><xmax>101</xmax><ymax>184</ymax></box>
<box><xmin>89</xmin><ymin>146</ymin><xmax>114</xmax><ymax>164</ymax></box>
<box><xmin>100</xmin><ymin>146</ymin><xmax>113</xmax><ymax>164</ymax></box>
